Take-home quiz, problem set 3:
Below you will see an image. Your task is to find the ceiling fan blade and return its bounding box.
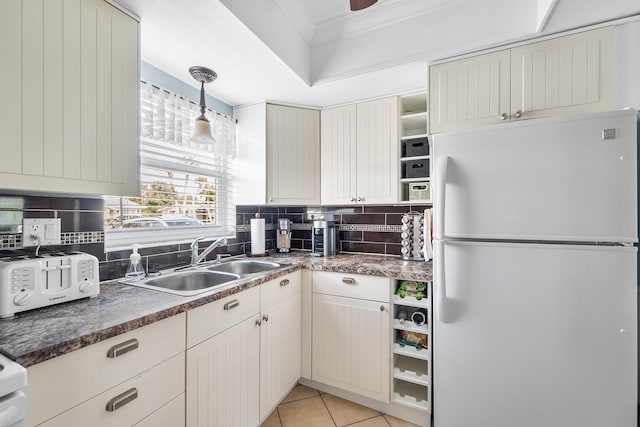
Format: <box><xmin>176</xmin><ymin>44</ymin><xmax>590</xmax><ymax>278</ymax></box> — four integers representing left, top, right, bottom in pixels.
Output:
<box><xmin>350</xmin><ymin>0</ymin><xmax>378</xmax><ymax>11</ymax></box>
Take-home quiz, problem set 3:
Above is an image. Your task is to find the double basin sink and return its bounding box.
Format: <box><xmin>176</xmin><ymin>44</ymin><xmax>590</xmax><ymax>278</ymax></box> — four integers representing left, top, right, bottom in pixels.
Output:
<box><xmin>120</xmin><ymin>259</ymin><xmax>286</xmax><ymax>297</ymax></box>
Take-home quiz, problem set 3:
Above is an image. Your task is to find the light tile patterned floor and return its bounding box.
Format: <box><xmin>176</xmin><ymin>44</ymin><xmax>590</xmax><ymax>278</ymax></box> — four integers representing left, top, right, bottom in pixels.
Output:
<box><xmin>261</xmin><ymin>384</ymin><xmax>420</xmax><ymax>427</ymax></box>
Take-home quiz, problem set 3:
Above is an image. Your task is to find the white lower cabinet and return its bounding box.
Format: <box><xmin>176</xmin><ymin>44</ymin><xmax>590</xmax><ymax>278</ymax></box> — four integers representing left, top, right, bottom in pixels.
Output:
<box><xmin>312</xmin><ymin>272</ymin><xmax>390</xmax><ymax>402</ymax></box>
<box><xmin>186</xmin><ymin>315</ymin><xmax>261</xmax><ymax>427</ymax></box>
<box><xmin>25</xmin><ymin>314</ymin><xmax>186</xmax><ymax>427</ymax></box>
<box><xmin>259</xmin><ymin>273</ymin><xmax>302</xmax><ymax>421</ymax></box>
<box><xmin>185</xmin><ymin>271</ymin><xmax>302</xmax><ymax>427</ymax></box>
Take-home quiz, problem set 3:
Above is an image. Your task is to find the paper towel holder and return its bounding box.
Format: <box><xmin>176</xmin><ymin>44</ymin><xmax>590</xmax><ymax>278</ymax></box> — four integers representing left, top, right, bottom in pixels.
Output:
<box><xmin>249</xmin><ymin>212</ymin><xmax>269</xmax><ymax>257</ymax></box>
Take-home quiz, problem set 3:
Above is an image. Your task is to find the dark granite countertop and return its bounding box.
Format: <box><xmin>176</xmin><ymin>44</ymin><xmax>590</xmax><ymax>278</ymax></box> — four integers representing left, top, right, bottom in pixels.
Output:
<box><xmin>0</xmin><ymin>252</ymin><xmax>432</xmax><ymax>367</ymax></box>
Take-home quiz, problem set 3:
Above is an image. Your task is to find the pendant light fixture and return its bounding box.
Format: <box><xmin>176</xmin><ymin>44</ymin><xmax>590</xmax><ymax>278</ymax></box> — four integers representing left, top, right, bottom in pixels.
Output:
<box><xmin>350</xmin><ymin>0</ymin><xmax>377</xmax><ymax>11</ymax></box>
<box><xmin>189</xmin><ymin>65</ymin><xmax>217</xmax><ymax>149</ymax></box>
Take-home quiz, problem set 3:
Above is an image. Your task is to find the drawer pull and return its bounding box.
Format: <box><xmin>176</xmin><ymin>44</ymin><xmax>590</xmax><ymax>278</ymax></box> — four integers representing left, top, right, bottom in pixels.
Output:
<box><xmin>107</xmin><ymin>338</ymin><xmax>139</xmax><ymax>358</ymax></box>
<box><xmin>224</xmin><ymin>299</ymin><xmax>240</xmax><ymax>310</ymax></box>
<box><xmin>106</xmin><ymin>388</ymin><xmax>138</xmax><ymax>412</ymax></box>
<box><xmin>342</xmin><ymin>277</ymin><xmax>356</xmax><ymax>285</ymax></box>
<box><xmin>280</xmin><ymin>279</ymin><xmax>290</xmax><ymax>287</ymax></box>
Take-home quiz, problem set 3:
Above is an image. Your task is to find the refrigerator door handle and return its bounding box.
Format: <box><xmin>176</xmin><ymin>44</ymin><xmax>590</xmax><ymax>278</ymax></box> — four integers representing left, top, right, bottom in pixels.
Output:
<box><xmin>434</xmin><ymin>239</ymin><xmax>451</xmax><ymax>323</ymax></box>
<box><xmin>435</xmin><ymin>156</ymin><xmax>449</xmax><ymax>240</ymax></box>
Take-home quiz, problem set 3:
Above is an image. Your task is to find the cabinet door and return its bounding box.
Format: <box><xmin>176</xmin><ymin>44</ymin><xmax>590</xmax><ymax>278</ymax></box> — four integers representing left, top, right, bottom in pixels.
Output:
<box><xmin>260</xmin><ymin>292</ymin><xmax>302</xmax><ymax>420</ymax></box>
<box><xmin>0</xmin><ymin>0</ymin><xmax>139</xmax><ymax>196</ymax></box>
<box><xmin>266</xmin><ymin>104</ymin><xmax>320</xmax><ymax>205</ymax></box>
<box><xmin>312</xmin><ymin>293</ymin><xmax>390</xmax><ymax>402</ymax></box>
<box><xmin>429</xmin><ymin>50</ymin><xmax>511</xmax><ymax>134</ymax></box>
<box><xmin>511</xmin><ymin>27</ymin><xmax>612</xmax><ymax>120</ymax></box>
<box><xmin>321</xmin><ymin>105</ymin><xmax>358</xmax><ymax>205</ymax></box>
<box><xmin>186</xmin><ymin>315</ymin><xmax>260</xmax><ymax>427</ymax></box>
<box><xmin>355</xmin><ymin>97</ymin><xmax>399</xmax><ymax>204</ymax></box>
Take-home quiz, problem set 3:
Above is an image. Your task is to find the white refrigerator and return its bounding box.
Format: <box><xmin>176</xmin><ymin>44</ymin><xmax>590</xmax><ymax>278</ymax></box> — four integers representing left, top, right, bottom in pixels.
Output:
<box><xmin>431</xmin><ymin>109</ymin><xmax>638</xmax><ymax>427</ymax></box>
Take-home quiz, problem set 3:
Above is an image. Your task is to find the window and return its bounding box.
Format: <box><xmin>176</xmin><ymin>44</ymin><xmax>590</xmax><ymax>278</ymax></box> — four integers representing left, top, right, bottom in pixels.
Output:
<box><xmin>105</xmin><ymin>81</ymin><xmax>236</xmax><ymax>251</ymax></box>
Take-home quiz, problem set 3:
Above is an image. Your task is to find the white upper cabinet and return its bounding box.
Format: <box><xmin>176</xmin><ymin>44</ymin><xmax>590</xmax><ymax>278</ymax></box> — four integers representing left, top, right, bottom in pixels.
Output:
<box><xmin>429</xmin><ymin>27</ymin><xmax>613</xmax><ymax>133</ymax></box>
<box><xmin>0</xmin><ymin>0</ymin><xmax>139</xmax><ymax>196</ymax></box>
<box><xmin>429</xmin><ymin>50</ymin><xmax>511</xmax><ymax>134</ymax></box>
<box><xmin>510</xmin><ymin>27</ymin><xmax>612</xmax><ymax>120</ymax></box>
<box><xmin>266</xmin><ymin>104</ymin><xmax>320</xmax><ymax>205</ymax></box>
<box><xmin>321</xmin><ymin>97</ymin><xmax>398</xmax><ymax>205</ymax></box>
<box><xmin>320</xmin><ymin>104</ymin><xmax>358</xmax><ymax>205</ymax></box>
<box><xmin>234</xmin><ymin>103</ymin><xmax>320</xmax><ymax>205</ymax></box>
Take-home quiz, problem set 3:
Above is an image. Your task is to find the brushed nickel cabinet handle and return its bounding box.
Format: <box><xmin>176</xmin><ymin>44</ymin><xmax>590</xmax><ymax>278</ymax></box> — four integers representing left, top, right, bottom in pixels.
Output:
<box><xmin>107</xmin><ymin>338</ymin><xmax>139</xmax><ymax>358</ymax></box>
<box><xmin>255</xmin><ymin>318</ymin><xmax>262</xmax><ymax>326</ymax></box>
<box><xmin>380</xmin><ymin>305</ymin><xmax>385</xmax><ymax>312</ymax></box>
<box><xmin>280</xmin><ymin>279</ymin><xmax>290</xmax><ymax>287</ymax></box>
<box><xmin>350</xmin><ymin>197</ymin><xmax>356</xmax><ymax>202</ymax></box>
<box><xmin>262</xmin><ymin>314</ymin><xmax>269</xmax><ymax>322</ymax></box>
<box><xmin>224</xmin><ymin>299</ymin><xmax>240</xmax><ymax>310</ymax></box>
<box><xmin>500</xmin><ymin>112</ymin><xmax>508</xmax><ymax>120</ymax></box>
<box><xmin>515</xmin><ymin>110</ymin><xmax>522</xmax><ymax>118</ymax></box>
<box><xmin>106</xmin><ymin>388</ymin><xmax>138</xmax><ymax>412</ymax></box>
<box><xmin>342</xmin><ymin>277</ymin><xmax>356</xmax><ymax>285</ymax></box>
<box><xmin>357</xmin><ymin>196</ymin><xmax>364</xmax><ymax>202</ymax></box>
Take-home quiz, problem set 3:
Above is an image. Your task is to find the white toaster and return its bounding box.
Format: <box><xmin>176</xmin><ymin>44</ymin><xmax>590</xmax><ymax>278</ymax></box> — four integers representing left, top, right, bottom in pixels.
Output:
<box><xmin>0</xmin><ymin>252</ymin><xmax>99</xmax><ymax>318</ymax></box>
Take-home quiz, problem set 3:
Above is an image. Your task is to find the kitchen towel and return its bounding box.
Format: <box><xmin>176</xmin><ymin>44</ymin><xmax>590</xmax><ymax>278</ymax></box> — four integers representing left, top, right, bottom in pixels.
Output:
<box><xmin>250</xmin><ymin>216</ymin><xmax>265</xmax><ymax>255</ymax></box>
<box><xmin>423</xmin><ymin>209</ymin><xmax>433</xmax><ymax>261</ymax></box>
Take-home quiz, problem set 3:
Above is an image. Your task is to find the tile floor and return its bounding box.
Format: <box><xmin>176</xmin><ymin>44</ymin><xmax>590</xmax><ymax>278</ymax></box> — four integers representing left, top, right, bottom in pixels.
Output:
<box><xmin>261</xmin><ymin>384</ymin><xmax>421</xmax><ymax>427</ymax></box>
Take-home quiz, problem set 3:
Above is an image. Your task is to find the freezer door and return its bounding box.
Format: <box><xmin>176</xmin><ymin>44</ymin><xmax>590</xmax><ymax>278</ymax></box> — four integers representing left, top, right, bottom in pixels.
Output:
<box><xmin>432</xmin><ymin>109</ymin><xmax>637</xmax><ymax>243</ymax></box>
<box><xmin>433</xmin><ymin>241</ymin><xmax>637</xmax><ymax>427</ymax></box>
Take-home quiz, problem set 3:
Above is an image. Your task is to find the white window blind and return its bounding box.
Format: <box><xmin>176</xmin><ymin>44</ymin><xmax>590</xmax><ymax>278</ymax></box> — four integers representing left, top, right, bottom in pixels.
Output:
<box><xmin>105</xmin><ymin>81</ymin><xmax>236</xmax><ymax>251</ymax></box>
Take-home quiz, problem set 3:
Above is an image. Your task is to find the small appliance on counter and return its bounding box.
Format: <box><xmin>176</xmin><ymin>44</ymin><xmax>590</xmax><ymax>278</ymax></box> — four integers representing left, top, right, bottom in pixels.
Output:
<box><xmin>311</xmin><ymin>219</ymin><xmax>339</xmax><ymax>257</ymax></box>
<box><xmin>276</xmin><ymin>218</ymin><xmax>292</xmax><ymax>253</ymax></box>
<box><xmin>0</xmin><ymin>251</ymin><xmax>99</xmax><ymax>318</ymax></box>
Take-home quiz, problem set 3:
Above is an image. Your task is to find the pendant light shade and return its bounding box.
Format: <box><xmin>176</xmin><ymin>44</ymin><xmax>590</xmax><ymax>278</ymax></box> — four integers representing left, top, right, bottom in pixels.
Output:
<box><xmin>189</xmin><ymin>66</ymin><xmax>217</xmax><ymax>150</ymax></box>
<box><xmin>350</xmin><ymin>0</ymin><xmax>377</xmax><ymax>11</ymax></box>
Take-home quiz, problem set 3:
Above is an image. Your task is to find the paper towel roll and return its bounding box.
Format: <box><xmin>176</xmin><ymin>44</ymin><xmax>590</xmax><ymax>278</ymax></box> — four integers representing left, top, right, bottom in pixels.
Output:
<box><xmin>250</xmin><ymin>218</ymin><xmax>265</xmax><ymax>255</ymax></box>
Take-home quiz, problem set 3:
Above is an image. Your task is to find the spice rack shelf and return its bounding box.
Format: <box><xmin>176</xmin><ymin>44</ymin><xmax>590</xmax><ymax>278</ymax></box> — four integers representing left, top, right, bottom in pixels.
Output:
<box><xmin>391</xmin><ymin>279</ymin><xmax>432</xmax><ymax>416</ymax></box>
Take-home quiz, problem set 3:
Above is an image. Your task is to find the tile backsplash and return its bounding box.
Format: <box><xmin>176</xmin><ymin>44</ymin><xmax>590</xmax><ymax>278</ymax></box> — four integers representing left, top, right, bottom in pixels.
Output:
<box><xmin>0</xmin><ymin>194</ymin><xmax>428</xmax><ymax>282</ymax></box>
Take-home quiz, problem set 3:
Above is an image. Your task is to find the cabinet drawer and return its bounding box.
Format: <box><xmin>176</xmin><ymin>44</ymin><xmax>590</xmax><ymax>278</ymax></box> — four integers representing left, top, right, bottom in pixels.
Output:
<box><xmin>41</xmin><ymin>353</ymin><xmax>185</xmax><ymax>427</ymax></box>
<box><xmin>25</xmin><ymin>313</ymin><xmax>186</xmax><ymax>426</ymax></box>
<box><xmin>312</xmin><ymin>271</ymin><xmax>390</xmax><ymax>302</ymax></box>
<box><xmin>187</xmin><ymin>285</ymin><xmax>260</xmax><ymax>348</ymax></box>
<box><xmin>135</xmin><ymin>393</ymin><xmax>185</xmax><ymax>427</ymax></box>
<box><xmin>261</xmin><ymin>271</ymin><xmax>301</xmax><ymax>309</ymax></box>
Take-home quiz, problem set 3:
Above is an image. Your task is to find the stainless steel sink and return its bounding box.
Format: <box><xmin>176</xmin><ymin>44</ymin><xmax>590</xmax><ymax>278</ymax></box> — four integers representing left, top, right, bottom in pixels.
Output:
<box><xmin>121</xmin><ymin>270</ymin><xmax>240</xmax><ymax>296</ymax></box>
<box><xmin>206</xmin><ymin>260</ymin><xmax>283</xmax><ymax>276</ymax></box>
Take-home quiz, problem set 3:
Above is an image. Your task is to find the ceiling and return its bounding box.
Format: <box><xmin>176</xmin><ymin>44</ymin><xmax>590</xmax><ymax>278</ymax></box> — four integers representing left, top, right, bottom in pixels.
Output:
<box><xmin>113</xmin><ymin>0</ymin><xmax>640</xmax><ymax>109</ymax></box>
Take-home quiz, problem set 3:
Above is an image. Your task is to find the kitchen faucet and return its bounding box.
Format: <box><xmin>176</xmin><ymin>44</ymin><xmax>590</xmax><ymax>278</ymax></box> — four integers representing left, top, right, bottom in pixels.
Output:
<box><xmin>190</xmin><ymin>237</ymin><xmax>228</xmax><ymax>266</ymax></box>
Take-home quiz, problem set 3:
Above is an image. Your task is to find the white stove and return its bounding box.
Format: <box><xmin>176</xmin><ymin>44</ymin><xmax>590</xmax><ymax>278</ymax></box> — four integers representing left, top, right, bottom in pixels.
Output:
<box><xmin>0</xmin><ymin>352</ymin><xmax>26</xmax><ymax>427</ymax></box>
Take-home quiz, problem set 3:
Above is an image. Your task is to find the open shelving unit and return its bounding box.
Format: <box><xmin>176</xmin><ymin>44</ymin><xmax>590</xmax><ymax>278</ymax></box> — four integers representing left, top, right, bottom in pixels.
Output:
<box><xmin>391</xmin><ymin>279</ymin><xmax>432</xmax><ymax>417</ymax></box>
<box><xmin>399</xmin><ymin>93</ymin><xmax>431</xmax><ymax>204</ymax></box>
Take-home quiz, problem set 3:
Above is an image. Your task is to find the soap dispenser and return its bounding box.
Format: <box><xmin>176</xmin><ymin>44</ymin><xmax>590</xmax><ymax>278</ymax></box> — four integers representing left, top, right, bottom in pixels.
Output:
<box><xmin>125</xmin><ymin>244</ymin><xmax>145</xmax><ymax>280</ymax></box>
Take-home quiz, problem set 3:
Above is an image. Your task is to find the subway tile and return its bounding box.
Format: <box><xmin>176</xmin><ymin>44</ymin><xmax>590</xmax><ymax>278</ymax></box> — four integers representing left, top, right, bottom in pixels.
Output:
<box><xmin>290</xmin><ymin>239</ymin><xmax>304</xmax><ymax>250</ymax></box>
<box><xmin>340</xmin><ymin>231</ymin><xmax>363</xmax><ymax>242</ymax></box>
<box><xmin>341</xmin><ymin>241</ymin><xmax>386</xmax><ymax>255</ymax></box>
<box><xmin>146</xmin><ymin>250</ymin><xmax>191</xmax><ymax>271</ymax></box>
<box><xmin>58</xmin><ymin>211</ymin><xmax>104</xmax><ymax>232</ymax></box>
<box><xmin>100</xmin><ymin>259</ymin><xmax>129</xmax><ymax>282</ymax></box>
<box><xmin>341</xmin><ymin>213</ymin><xmax>385</xmax><ymax>225</ymax></box>
<box><xmin>282</xmin><ymin>206</ymin><xmax>308</xmax><ymax>213</ymax></box>
<box><xmin>364</xmin><ymin>231</ymin><xmax>401</xmax><ymax>244</ymax></box>
<box><xmin>0</xmin><ymin>196</ymin><xmax>24</xmax><ymax>210</ymax></box>
<box><xmin>324</xmin><ymin>206</ymin><xmax>363</xmax><ymax>215</ymax></box>
<box><xmin>236</xmin><ymin>205</ymin><xmax>259</xmax><ymax>214</ymax></box>
<box><xmin>385</xmin><ymin>243</ymin><xmax>402</xmax><ymax>257</ymax></box>
<box><xmin>363</xmin><ymin>205</ymin><xmax>411</xmax><ymax>214</ymax></box>
<box><xmin>292</xmin><ymin>230</ymin><xmax>311</xmax><ymax>240</ymax></box>
<box><xmin>277</xmin><ymin>213</ymin><xmax>305</xmax><ymax>223</ymax></box>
